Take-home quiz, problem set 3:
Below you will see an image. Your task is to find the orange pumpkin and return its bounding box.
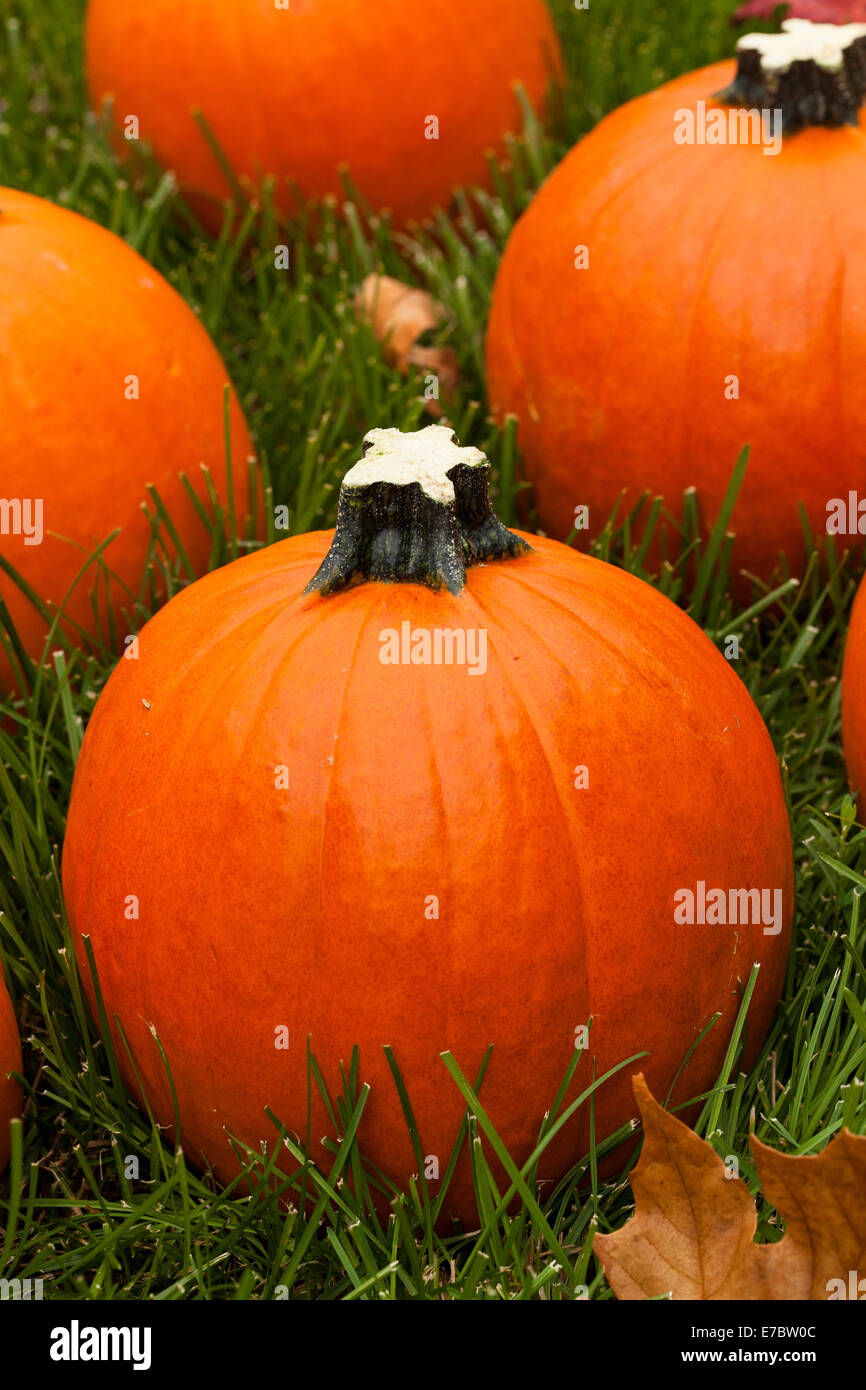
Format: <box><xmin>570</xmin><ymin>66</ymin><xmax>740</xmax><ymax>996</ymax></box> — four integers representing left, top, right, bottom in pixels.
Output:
<box><xmin>0</xmin><ymin>188</ymin><xmax>254</xmax><ymax>694</ymax></box>
<box><xmin>85</xmin><ymin>0</ymin><xmax>563</xmax><ymax>231</ymax></box>
<box><xmin>842</xmin><ymin>577</ymin><xmax>866</xmax><ymax>795</ymax></box>
<box><xmin>63</xmin><ymin>427</ymin><xmax>793</xmax><ymax>1222</ymax></box>
<box><xmin>0</xmin><ymin>975</ymin><xmax>22</xmax><ymax>1175</ymax></box>
<box><xmin>486</xmin><ymin>20</ymin><xmax>866</xmax><ymax>583</ymax></box>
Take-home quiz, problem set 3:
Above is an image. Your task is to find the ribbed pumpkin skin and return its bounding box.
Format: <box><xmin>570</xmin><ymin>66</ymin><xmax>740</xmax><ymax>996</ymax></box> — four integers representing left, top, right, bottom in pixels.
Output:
<box><xmin>843</xmin><ymin>579</ymin><xmax>866</xmax><ymax>796</ymax></box>
<box><xmin>0</xmin><ymin>978</ymin><xmax>22</xmax><ymax>1175</ymax></box>
<box><xmin>0</xmin><ymin>188</ymin><xmax>254</xmax><ymax>692</ymax></box>
<box><xmin>486</xmin><ymin>60</ymin><xmax>866</xmax><ymax>582</ymax></box>
<box><xmin>63</xmin><ymin>533</ymin><xmax>792</xmax><ymax>1220</ymax></box>
<box><xmin>85</xmin><ymin>0</ymin><xmax>562</xmax><ymax>230</ymax></box>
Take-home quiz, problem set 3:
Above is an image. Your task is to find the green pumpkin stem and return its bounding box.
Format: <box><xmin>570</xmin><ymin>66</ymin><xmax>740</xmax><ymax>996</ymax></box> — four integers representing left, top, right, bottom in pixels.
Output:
<box><xmin>717</xmin><ymin>20</ymin><xmax>866</xmax><ymax>133</ymax></box>
<box><xmin>304</xmin><ymin>426</ymin><xmax>531</xmax><ymax>597</ymax></box>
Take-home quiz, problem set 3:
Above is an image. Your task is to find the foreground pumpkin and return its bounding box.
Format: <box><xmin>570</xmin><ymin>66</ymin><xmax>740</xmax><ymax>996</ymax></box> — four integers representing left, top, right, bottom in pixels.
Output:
<box><xmin>0</xmin><ymin>975</ymin><xmax>22</xmax><ymax>1175</ymax></box>
<box><xmin>63</xmin><ymin>426</ymin><xmax>793</xmax><ymax>1221</ymax></box>
<box><xmin>486</xmin><ymin>20</ymin><xmax>866</xmax><ymax>583</ymax></box>
<box><xmin>842</xmin><ymin>577</ymin><xmax>866</xmax><ymax>794</ymax></box>
<box><xmin>0</xmin><ymin>188</ymin><xmax>254</xmax><ymax>695</ymax></box>
<box><xmin>85</xmin><ymin>0</ymin><xmax>562</xmax><ymax>230</ymax></box>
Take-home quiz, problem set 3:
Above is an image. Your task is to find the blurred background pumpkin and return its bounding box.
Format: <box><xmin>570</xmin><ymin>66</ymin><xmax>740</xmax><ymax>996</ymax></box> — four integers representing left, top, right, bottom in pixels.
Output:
<box><xmin>0</xmin><ymin>188</ymin><xmax>255</xmax><ymax>694</ymax></box>
<box><xmin>486</xmin><ymin>20</ymin><xmax>866</xmax><ymax>587</ymax></box>
<box><xmin>842</xmin><ymin>573</ymin><xmax>866</xmax><ymax>795</ymax></box>
<box><xmin>85</xmin><ymin>0</ymin><xmax>563</xmax><ymax>231</ymax></box>
<box><xmin>0</xmin><ymin>975</ymin><xmax>22</xmax><ymax>1176</ymax></box>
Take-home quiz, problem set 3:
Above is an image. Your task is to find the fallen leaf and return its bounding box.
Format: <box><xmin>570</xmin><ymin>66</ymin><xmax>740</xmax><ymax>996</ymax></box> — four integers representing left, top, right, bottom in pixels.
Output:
<box><xmin>754</xmin><ymin>1129</ymin><xmax>866</xmax><ymax>1298</ymax></box>
<box><xmin>732</xmin><ymin>1</ymin><xmax>866</xmax><ymax>22</ymax></box>
<box><xmin>354</xmin><ymin>274</ymin><xmax>458</xmax><ymax>417</ymax></box>
<box><xmin>595</xmin><ymin>1074</ymin><xmax>866</xmax><ymax>1300</ymax></box>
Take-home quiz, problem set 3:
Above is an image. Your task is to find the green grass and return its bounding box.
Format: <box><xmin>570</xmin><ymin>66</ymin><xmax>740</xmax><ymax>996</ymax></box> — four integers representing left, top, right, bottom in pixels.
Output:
<box><xmin>2</xmin><ymin>0</ymin><xmax>866</xmax><ymax>1300</ymax></box>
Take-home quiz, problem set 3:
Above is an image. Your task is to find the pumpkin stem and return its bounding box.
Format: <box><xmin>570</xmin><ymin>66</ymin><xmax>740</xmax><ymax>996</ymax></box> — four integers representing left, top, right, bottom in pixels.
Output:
<box><xmin>304</xmin><ymin>425</ymin><xmax>531</xmax><ymax>596</ymax></box>
<box><xmin>717</xmin><ymin>19</ymin><xmax>866</xmax><ymax>133</ymax></box>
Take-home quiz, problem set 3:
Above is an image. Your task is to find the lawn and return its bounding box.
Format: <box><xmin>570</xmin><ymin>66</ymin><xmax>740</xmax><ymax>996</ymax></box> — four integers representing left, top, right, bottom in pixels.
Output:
<box><xmin>1</xmin><ymin>0</ymin><xmax>865</xmax><ymax>1301</ymax></box>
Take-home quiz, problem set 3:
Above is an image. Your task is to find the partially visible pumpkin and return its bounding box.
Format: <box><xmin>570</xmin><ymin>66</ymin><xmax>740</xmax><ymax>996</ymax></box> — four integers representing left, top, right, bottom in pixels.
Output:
<box><xmin>486</xmin><ymin>20</ymin><xmax>866</xmax><ymax>584</ymax></box>
<box><xmin>842</xmin><ymin>577</ymin><xmax>866</xmax><ymax>795</ymax></box>
<box><xmin>0</xmin><ymin>188</ymin><xmax>254</xmax><ymax>694</ymax></box>
<box><xmin>85</xmin><ymin>0</ymin><xmax>563</xmax><ymax>231</ymax></box>
<box><xmin>63</xmin><ymin>426</ymin><xmax>793</xmax><ymax>1224</ymax></box>
<box><xmin>0</xmin><ymin>976</ymin><xmax>22</xmax><ymax>1175</ymax></box>
<box><xmin>734</xmin><ymin>2</ymin><xmax>866</xmax><ymax>19</ymax></box>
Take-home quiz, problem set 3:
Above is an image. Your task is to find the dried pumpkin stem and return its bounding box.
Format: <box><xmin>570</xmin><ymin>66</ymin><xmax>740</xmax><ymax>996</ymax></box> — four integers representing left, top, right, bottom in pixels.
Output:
<box><xmin>305</xmin><ymin>426</ymin><xmax>531</xmax><ymax>597</ymax></box>
<box><xmin>717</xmin><ymin>19</ymin><xmax>866</xmax><ymax>133</ymax></box>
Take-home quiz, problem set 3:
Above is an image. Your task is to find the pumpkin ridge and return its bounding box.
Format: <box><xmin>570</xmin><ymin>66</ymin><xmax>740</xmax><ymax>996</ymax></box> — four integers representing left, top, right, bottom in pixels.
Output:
<box><xmin>677</xmin><ymin>152</ymin><xmax>761</xmax><ymax>475</ymax></box>
<box><xmin>416</xmin><ymin>653</ymin><xmax>462</xmax><ymax>1045</ymax></box>
<box><xmin>586</xmin><ymin>136</ymin><xmax>746</xmax><ymax>452</ymax></box>
<box><xmin>555</xmin><ymin>120</ymin><xmax>700</xmax><ymax>238</ymax></box>
<box><xmin>225</xmin><ymin>602</ymin><xmax>347</xmax><ymax>805</ymax></box>
<box><xmin>454</xmin><ymin>581</ymin><xmax>592</xmax><ymax>998</ymax></box>
<box><xmin>818</xmin><ymin>158</ymin><xmax>849</xmax><ymax>441</ymax></box>
<box><xmin>67</xmin><ymin>583</ymin><xmax>325</xmax><ymax>933</ymax></box>
<box><xmin>313</xmin><ymin>585</ymin><xmax>390</xmax><ymax>946</ymax></box>
<box><xmin>476</xmin><ymin>557</ymin><xmax>709</xmax><ymax>717</ymax></box>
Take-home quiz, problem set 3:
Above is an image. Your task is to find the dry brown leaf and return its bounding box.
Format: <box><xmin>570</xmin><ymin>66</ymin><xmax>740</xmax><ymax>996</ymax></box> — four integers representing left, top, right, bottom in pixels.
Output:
<box><xmin>354</xmin><ymin>274</ymin><xmax>458</xmax><ymax>417</ymax></box>
<box><xmin>595</xmin><ymin>1074</ymin><xmax>866</xmax><ymax>1301</ymax></box>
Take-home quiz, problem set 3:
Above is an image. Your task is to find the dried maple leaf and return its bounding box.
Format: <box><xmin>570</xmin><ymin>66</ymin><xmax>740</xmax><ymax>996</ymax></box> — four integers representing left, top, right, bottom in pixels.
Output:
<box><xmin>595</xmin><ymin>1074</ymin><xmax>866</xmax><ymax>1300</ymax></box>
<box><xmin>733</xmin><ymin>1</ymin><xmax>866</xmax><ymax>21</ymax></box>
<box><xmin>354</xmin><ymin>274</ymin><xmax>458</xmax><ymax>418</ymax></box>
